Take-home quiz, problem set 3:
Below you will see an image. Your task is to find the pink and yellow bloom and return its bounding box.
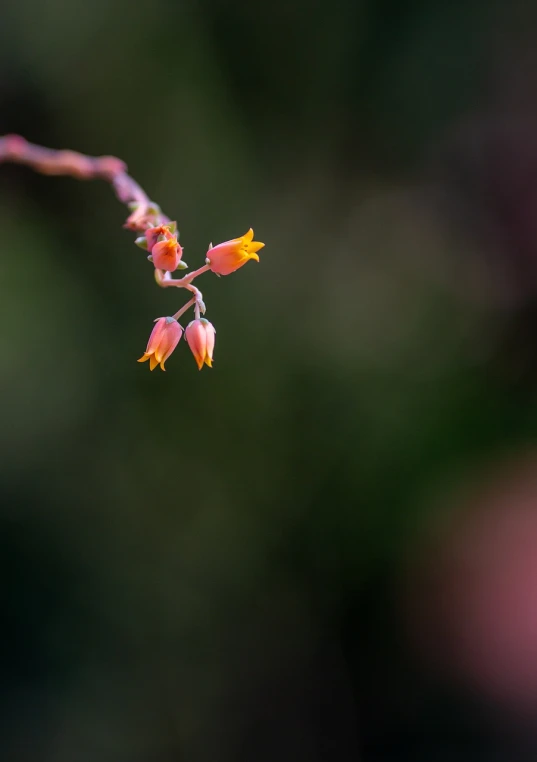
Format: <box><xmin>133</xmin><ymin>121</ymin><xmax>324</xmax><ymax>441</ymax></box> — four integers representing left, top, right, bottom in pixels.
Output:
<box><xmin>151</xmin><ymin>236</ymin><xmax>183</xmax><ymax>271</ymax></box>
<box><xmin>206</xmin><ymin>228</ymin><xmax>264</xmax><ymax>276</ymax></box>
<box><xmin>185</xmin><ymin>318</ymin><xmax>216</xmax><ymax>370</ymax></box>
<box><xmin>138</xmin><ymin>316</ymin><xmax>183</xmax><ymax>371</ymax></box>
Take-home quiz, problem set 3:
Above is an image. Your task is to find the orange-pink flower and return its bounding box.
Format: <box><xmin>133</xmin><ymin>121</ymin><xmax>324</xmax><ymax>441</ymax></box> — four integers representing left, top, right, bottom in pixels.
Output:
<box><xmin>206</xmin><ymin>228</ymin><xmax>264</xmax><ymax>276</ymax></box>
<box><xmin>144</xmin><ymin>222</ymin><xmax>178</xmax><ymax>251</ymax></box>
<box><xmin>144</xmin><ymin>224</ymin><xmax>168</xmax><ymax>251</ymax></box>
<box><xmin>138</xmin><ymin>317</ymin><xmax>183</xmax><ymax>371</ymax></box>
<box><xmin>151</xmin><ymin>236</ymin><xmax>183</xmax><ymax>271</ymax></box>
<box><xmin>185</xmin><ymin>318</ymin><xmax>216</xmax><ymax>370</ymax></box>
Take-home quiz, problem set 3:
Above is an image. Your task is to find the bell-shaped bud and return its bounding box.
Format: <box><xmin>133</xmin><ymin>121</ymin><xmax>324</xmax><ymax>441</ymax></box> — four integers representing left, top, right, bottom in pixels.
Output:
<box><xmin>185</xmin><ymin>318</ymin><xmax>216</xmax><ymax>370</ymax></box>
<box><xmin>137</xmin><ymin>317</ymin><xmax>183</xmax><ymax>371</ymax></box>
<box><xmin>151</xmin><ymin>237</ymin><xmax>184</xmax><ymax>272</ymax></box>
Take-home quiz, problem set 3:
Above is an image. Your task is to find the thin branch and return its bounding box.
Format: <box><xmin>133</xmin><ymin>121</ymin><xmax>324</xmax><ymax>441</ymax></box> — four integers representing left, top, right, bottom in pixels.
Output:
<box><xmin>0</xmin><ymin>134</ymin><xmax>166</xmax><ymax>231</ymax></box>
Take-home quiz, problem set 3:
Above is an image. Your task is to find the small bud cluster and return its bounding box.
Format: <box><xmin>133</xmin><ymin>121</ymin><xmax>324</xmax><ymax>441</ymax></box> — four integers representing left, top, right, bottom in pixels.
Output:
<box><xmin>130</xmin><ymin>203</ymin><xmax>264</xmax><ymax>372</ymax></box>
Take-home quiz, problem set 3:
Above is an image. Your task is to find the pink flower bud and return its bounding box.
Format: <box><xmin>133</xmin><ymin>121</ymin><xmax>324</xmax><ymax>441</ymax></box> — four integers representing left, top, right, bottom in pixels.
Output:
<box><xmin>151</xmin><ymin>236</ymin><xmax>183</xmax><ymax>271</ymax></box>
<box><xmin>145</xmin><ymin>225</ymin><xmax>167</xmax><ymax>251</ymax></box>
<box><xmin>138</xmin><ymin>317</ymin><xmax>183</xmax><ymax>371</ymax></box>
<box><xmin>185</xmin><ymin>318</ymin><xmax>216</xmax><ymax>370</ymax></box>
<box><xmin>206</xmin><ymin>228</ymin><xmax>264</xmax><ymax>276</ymax></box>
<box><xmin>145</xmin><ymin>223</ymin><xmax>177</xmax><ymax>251</ymax></box>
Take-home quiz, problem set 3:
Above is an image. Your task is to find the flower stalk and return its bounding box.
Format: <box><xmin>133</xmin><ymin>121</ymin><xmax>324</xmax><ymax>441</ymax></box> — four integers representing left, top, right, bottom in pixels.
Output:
<box><xmin>0</xmin><ymin>134</ymin><xmax>265</xmax><ymax>371</ymax></box>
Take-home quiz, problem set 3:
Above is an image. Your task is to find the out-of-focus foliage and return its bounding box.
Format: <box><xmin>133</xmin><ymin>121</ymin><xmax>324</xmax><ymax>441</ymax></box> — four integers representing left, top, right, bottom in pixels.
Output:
<box><xmin>3</xmin><ymin>1</ymin><xmax>537</xmax><ymax>759</ymax></box>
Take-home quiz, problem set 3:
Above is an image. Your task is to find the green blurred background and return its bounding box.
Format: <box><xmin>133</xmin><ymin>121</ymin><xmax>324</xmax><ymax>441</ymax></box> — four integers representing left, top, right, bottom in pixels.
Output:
<box><xmin>4</xmin><ymin>0</ymin><xmax>537</xmax><ymax>759</ymax></box>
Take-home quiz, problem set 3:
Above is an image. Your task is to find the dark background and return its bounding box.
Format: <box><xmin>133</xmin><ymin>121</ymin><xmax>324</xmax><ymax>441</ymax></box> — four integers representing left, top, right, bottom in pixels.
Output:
<box><xmin>3</xmin><ymin>1</ymin><xmax>537</xmax><ymax>759</ymax></box>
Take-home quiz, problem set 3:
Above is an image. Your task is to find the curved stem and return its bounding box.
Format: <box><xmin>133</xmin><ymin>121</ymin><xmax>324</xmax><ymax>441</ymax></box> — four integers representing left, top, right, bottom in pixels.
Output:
<box><xmin>156</xmin><ymin>264</ymin><xmax>211</xmax><ymax>289</ymax></box>
<box><xmin>172</xmin><ymin>296</ymin><xmax>196</xmax><ymax>322</ymax></box>
<box><xmin>155</xmin><ymin>264</ymin><xmax>210</xmax><ymax>314</ymax></box>
<box><xmin>0</xmin><ymin>134</ymin><xmax>166</xmax><ymax>231</ymax></box>
<box><xmin>181</xmin><ymin>264</ymin><xmax>211</xmax><ymax>284</ymax></box>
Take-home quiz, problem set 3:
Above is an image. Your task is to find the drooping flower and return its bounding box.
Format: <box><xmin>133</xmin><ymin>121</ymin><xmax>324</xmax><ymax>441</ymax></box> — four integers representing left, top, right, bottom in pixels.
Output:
<box><xmin>206</xmin><ymin>228</ymin><xmax>264</xmax><ymax>276</ymax></box>
<box><xmin>185</xmin><ymin>318</ymin><xmax>216</xmax><ymax>370</ymax></box>
<box><xmin>138</xmin><ymin>317</ymin><xmax>183</xmax><ymax>371</ymax></box>
<box><xmin>151</xmin><ymin>235</ymin><xmax>183</xmax><ymax>271</ymax></box>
